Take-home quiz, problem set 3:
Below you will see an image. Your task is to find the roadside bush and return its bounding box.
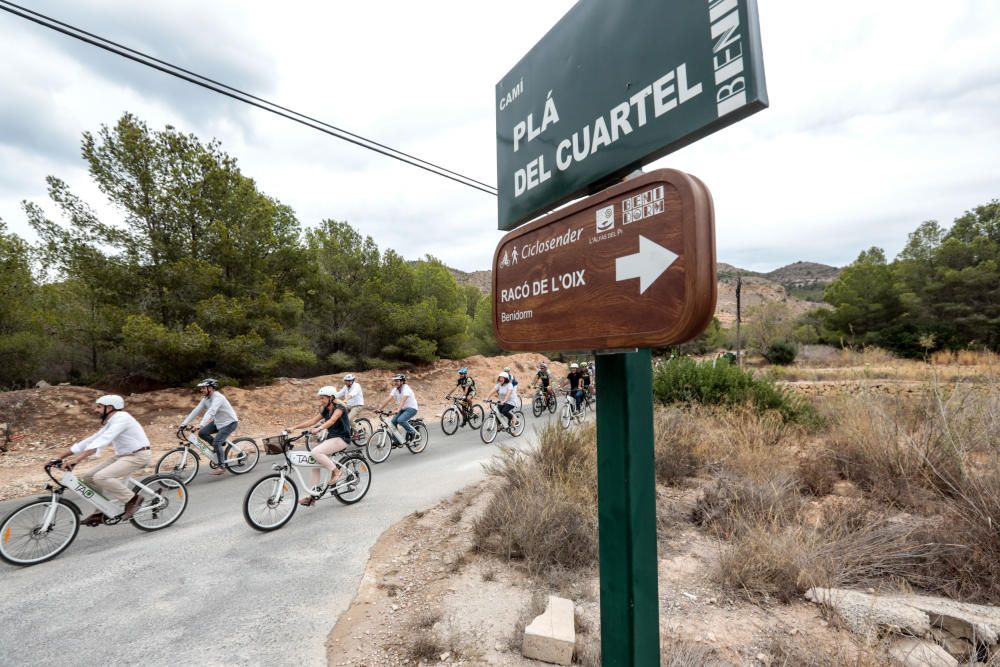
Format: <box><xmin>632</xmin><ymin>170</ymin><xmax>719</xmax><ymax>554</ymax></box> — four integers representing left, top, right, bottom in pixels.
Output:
<box><xmin>652</xmin><ymin>356</ymin><xmax>818</xmax><ymax>425</ymax></box>
<box><xmin>473</xmin><ymin>425</ymin><xmax>598</xmax><ymax>573</ymax></box>
<box><xmin>691</xmin><ymin>472</ymin><xmax>804</xmax><ymax>539</ymax></box>
<box><xmin>652</xmin><ymin>408</ymin><xmax>702</xmax><ymax>485</ymax></box>
<box><xmin>325</xmin><ymin>350</ymin><xmax>355</xmax><ymax>372</ymax></box>
<box><xmin>764</xmin><ymin>339</ymin><xmax>798</xmax><ymax>365</ymax></box>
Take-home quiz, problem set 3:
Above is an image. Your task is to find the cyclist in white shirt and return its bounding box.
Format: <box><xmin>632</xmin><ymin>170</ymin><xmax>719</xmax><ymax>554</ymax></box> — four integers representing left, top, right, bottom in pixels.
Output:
<box><xmin>377</xmin><ymin>373</ymin><xmax>419</xmax><ymax>442</ymax></box>
<box><xmin>486</xmin><ymin>372</ymin><xmax>518</xmax><ymax>429</ymax></box>
<box><xmin>335</xmin><ymin>373</ymin><xmax>365</xmax><ymax>422</ymax></box>
<box><xmin>179</xmin><ymin>378</ymin><xmax>239</xmax><ymax>476</ymax></box>
<box><xmin>56</xmin><ymin>395</ymin><xmax>151</xmax><ymax>526</ymax></box>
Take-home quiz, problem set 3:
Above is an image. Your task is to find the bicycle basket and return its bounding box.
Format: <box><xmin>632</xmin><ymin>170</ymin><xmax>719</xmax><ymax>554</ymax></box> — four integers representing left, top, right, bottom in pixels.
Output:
<box><xmin>263</xmin><ymin>434</ymin><xmax>288</xmax><ymax>455</ymax></box>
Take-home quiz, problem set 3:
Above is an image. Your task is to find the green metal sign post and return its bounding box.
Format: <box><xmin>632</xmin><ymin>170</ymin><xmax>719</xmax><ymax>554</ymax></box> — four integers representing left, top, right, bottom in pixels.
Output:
<box><xmin>595</xmin><ymin>348</ymin><xmax>659</xmax><ymax>665</ymax></box>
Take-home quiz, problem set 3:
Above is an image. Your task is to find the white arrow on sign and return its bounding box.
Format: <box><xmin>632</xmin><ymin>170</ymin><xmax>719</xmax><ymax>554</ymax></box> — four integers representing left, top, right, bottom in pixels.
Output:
<box><xmin>615</xmin><ymin>235</ymin><xmax>678</xmax><ymax>294</ymax></box>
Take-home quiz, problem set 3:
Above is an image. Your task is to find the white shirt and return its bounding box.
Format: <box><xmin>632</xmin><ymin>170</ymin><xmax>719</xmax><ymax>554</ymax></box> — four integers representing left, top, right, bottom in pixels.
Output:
<box><xmin>495</xmin><ymin>382</ymin><xmax>517</xmax><ymax>406</ymax></box>
<box><xmin>336</xmin><ymin>383</ymin><xmax>364</xmax><ymax>407</ymax></box>
<box><xmin>181</xmin><ymin>391</ymin><xmax>238</xmax><ymax>428</ymax></box>
<box><xmin>390</xmin><ymin>384</ymin><xmax>418</xmax><ymax>411</ymax></box>
<box><xmin>70</xmin><ymin>411</ymin><xmax>150</xmax><ymax>456</ymax></box>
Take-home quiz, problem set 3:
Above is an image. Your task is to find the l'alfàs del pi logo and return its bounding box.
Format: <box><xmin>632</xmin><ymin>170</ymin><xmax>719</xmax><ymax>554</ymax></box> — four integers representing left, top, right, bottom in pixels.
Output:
<box><xmin>596</xmin><ymin>205</ymin><xmax>614</xmax><ymax>233</ymax></box>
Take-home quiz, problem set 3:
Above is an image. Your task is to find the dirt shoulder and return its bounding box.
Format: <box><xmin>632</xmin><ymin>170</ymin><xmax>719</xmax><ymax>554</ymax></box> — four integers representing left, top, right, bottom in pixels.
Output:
<box><xmin>0</xmin><ymin>353</ymin><xmax>561</xmax><ymax>501</ymax></box>
<box><xmin>326</xmin><ymin>479</ymin><xmax>856</xmax><ymax>666</ymax></box>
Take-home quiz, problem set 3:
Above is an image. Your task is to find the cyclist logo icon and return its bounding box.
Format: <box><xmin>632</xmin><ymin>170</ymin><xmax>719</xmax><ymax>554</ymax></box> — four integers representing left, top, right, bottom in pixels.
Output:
<box><xmin>500</xmin><ymin>251</ymin><xmax>511</xmax><ymax>268</ymax></box>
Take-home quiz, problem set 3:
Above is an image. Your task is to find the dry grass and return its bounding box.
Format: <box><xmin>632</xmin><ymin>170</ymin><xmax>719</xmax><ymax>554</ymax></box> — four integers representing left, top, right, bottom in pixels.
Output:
<box><xmin>763</xmin><ymin>627</ymin><xmax>890</xmax><ymax>666</ymax></box>
<box><xmin>473</xmin><ymin>425</ymin><xmax>598</xmax><ymax>573</ymax></box>
<box><xmin>653</xmin><ymin>407</ymin><xmax>703</xmax><ymax>485</ymax></box>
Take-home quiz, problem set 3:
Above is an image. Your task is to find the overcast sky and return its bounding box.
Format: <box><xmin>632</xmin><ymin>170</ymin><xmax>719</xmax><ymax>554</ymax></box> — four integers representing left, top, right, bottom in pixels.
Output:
<box><xmin>1</xmin><ymin>1</ymin><xmax>998</xmax><ymax>273</ymax></box>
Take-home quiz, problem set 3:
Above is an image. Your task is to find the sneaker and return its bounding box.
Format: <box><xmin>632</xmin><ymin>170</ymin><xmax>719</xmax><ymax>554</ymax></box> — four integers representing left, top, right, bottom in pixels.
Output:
<box><xmin>120</xmin><ymin>493</ymin><xmax>144</xmax><ymax>521</ymax></box>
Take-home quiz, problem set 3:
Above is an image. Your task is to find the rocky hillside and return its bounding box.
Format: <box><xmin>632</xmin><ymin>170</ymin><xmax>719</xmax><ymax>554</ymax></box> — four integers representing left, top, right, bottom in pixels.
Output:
<box><xmin>453</xmin><ymin>261</ymin><xmax>839</xmax><ymax>325</ymax></box>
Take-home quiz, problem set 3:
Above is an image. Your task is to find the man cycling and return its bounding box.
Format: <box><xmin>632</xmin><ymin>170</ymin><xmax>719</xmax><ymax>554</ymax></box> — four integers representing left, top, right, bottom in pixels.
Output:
<box><xmin>56</xmin><ymin>395</ymin><xmax>151</xmax><ymax>526</ymax></box>
<box><xmin>335</xmin><ymin>373</ymin><xmax>365</xmax><ymax>422</ymax></box>
<box><xmin>559</xmin><ymin>363</ymin><xmax>586</xmax><ymax>413</ymax></box>
<box><xmin>179</xmin><ymin>378</ymin><xmax>239</xmax><ymax>476</ymax></box>
<box><xmin>486</xmin><ymin>371</ymin><xmax>517</xmax><ymax>429</ymax></box>
<box><xmin>530</xmin><ymin>362</ymin><xmax>555</xmax><ymax>404</ymax></box>
<box><xmin>287</xmin><ymin>386</ymin><xmax>352</xmax><ymax>506</ymax></box>
<box><xmin>445</xmin><ymin>368</ymin><xmax>477</xmax><ymax>422</ymax></box>
<box><xmin>579</xmin><ymin>363</ymin><xmax>594</xmax><ymax>398</ymax></box>
<box><xmin>377</xmin><ymin>373</ymin><xmax>419</xmax><ymax>443</ymax></box>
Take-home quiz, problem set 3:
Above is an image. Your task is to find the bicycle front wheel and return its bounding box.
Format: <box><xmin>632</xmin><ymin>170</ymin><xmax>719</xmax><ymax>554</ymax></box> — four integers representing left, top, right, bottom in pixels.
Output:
<box><xmin>0</xmin><ymin>498</ymin><xmax>79</xmax><ymax>566</ymax></box>
<box><xmin>532</xmin><ymin>395</ymin><xmax>544</xmax><ymax>418</ymax></box>
<box><xmin>226</xmin><ymin>437</ymin><xmax>260</xmax><ymax>474</ymax></box>
<box><xmin>510</xmin><ymin>411</ymin><xmax>526</xmax><ymax>437</ymax></box>
<box><xmin>352</xmin><ymin>418</ymin><xmax>373</xmax><ymax>446</ymax></box>
<box><xmin>559</xmin><ymin>403</ymin><xmax>573</xmax><ymax>429</ymax></box>
<box><xmin>331</xmin><ymin>455</ymin><xmax>372</xmax><ymax>505</ymax></box>
<box><xmin>243</xmin><ymin>474</ymin><xmax>298</xmax><ymax>531</ymax></box>
<box><xmin>481</xmin><ymin>415</ymin><xmax>498</xmax><ymax>444</ymax></box>
<box><xmin>366</xmin><ymin>430</ymin><xmax>392</xmax><ymax>463</ymax></box>
<box><xmin>548</xmin><ymin>394</ymin><xmax>558</xmax><ymax>414</ymax></box>
<box><xmin>407</xmin><ymin>423</ymin><xmax>429</xmax><ymax>454</ymax></box>
<box><xmin>468</xmin><ymin>404</ymin><xmax>485</xmax><ymax>429</ymax></box>
<box><xmin>131</xmin><ymin>475</ymin><xmax>188</xmax><ymax>531</ymax></box>
<box><xmin>155</xmin><ymin>447</ymin><xmax>199</xmax><ymax>485</ymax></box>
<box><xmin>441</xmin><ymin>407</ymin><xmax>460</xmax><ymax>436</ymax></box>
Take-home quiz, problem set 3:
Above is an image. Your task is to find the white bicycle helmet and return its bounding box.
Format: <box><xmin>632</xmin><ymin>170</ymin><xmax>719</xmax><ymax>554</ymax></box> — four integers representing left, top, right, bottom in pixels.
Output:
<box><xmin>317</xmin><ymin>386</ymin><xmax>338</xmax><ymax>397</ymax></box>
<box><xmin>497</xmin><ymin>372</ymin><xmax>510</xmax><ymax>381</ymax></box>
<box><xmin>392</xmin><ymin>374</ymin><xmax>406</xmax><ymax>382</ymax></box>
<box><xmin>95</xmin><ymin>394</ymin><xmax>125</xmax><ymax>410</ymax></box>
<box><xmin>343</xmin><ymin>374</ymin><xmax>356</xmax><ymax>382</ymax></box>
<box><xmin>570</xmin><ymin>363</ymin><xmax>579</xmax><ymax>369</ymax></box>
<box><xmin>196</xmin><ymin>378</ymin><xmax>219</xmax><ymax>388</ymax></box>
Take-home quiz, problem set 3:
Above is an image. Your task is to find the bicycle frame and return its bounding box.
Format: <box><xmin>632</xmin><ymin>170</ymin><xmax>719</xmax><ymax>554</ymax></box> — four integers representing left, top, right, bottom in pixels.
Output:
<box><xmin>266</xmin><ymin>436</ymin><xmax>359</xmax><ymax>502</ymax></box>
<box><xmin>40</xmin><ymin>468</ymin><xmax>171</xmax><ymax>529</ymax></box>
<box><xmin>178</xmin><ymin>431</ymin><xmax>244</xmax><ymax>466</ymax></box>
<box><xmin>373</xmin><ymin>412</ymin><xmax>419</xmax><ymax>445</ymax></box>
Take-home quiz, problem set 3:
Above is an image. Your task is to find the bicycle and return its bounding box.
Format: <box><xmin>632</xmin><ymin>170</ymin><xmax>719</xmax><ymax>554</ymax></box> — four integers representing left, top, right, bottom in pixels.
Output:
<box><xmin>243</xmin><ymin>430</ymin><xmax>372</xmax><ymax>532</ymax></box>
<box><xmin>480</xmin><ymin>399</ymin><xmax>525</xmax><ymax>444</ymax></box>
<box><xmin>440</xmin><ymin>397</ymin><xmax>485</xmax><ymax>435</ymax></box>
<box><xmin>365</xmin><ymin>410</ymin><xmax>429</xmax><ymax>463</ymax></box>
<box><xmin>530</xmin><ymin>386</ymin><xmax>559</xmax><ymax>417</ymax></box>
<box><xmin>0</xmin><ymin>460</ymin><xmax>188</xmax><ymax>566</ymax></box>
<box><xmin>558</xmin><ymin>390</ymin><xmax>588</xmax><ymax>429</ymax></box>
<box><xmin>155</xmin><ymin>426</ymin><xmax>260</xmax><ymax>484</ymax></box>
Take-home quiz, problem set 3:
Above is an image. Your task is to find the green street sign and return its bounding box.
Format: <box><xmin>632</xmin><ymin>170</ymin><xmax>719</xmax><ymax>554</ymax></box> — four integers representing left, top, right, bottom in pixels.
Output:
<box><xmin>496</xmin><ymin>0</ymin><xmax>768</xmax><ymax>231</ymax></box>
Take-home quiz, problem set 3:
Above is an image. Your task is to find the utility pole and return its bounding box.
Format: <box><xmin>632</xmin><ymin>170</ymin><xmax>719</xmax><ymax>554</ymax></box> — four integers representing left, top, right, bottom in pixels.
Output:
<box><xmin>736</xmin><ymin>275</ymin><xmax>743</xmax><ymax>367</ymax></box>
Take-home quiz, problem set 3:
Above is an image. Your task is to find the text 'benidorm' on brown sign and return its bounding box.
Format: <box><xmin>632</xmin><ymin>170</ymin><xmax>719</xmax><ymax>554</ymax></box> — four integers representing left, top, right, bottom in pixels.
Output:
<box><xmin>492</xmin><ymin>169</ymin><xmax>717</xmax><ymax>352</ymax></box>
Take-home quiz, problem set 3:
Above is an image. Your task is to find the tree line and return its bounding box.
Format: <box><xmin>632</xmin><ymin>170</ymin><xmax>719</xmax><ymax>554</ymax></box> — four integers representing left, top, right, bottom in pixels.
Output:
<box><xmin>0</xmin><ymin>114</ymin><xmax>499</xmax><ymax>389</ymax></box>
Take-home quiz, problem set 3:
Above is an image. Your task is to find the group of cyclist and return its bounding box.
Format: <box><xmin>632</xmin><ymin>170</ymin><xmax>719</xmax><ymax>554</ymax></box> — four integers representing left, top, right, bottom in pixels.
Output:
<box><xmin>56</xmin><ymin>371</ymin><xmax>425</xmax><ymax>519</ymax></box>
<box><xmin>53</xmin><ymin>360</ymin><xmax>594</xmax><ymax>523</ymax></box>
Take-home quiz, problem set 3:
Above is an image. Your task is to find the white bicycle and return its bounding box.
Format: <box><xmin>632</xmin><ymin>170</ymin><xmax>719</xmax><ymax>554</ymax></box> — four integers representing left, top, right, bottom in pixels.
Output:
<box><xmin>0</xmin><ymin>460</ymin><xmax>188</xmax><ymax>566</ymax></box>
<box><xmin>480</xmin><ymin>399</ymin><xmax>525</xmax><ymax>444</ymax></box>
<box><xmin>364</xmin><ymin>410</ymin><xmax>429</xmax><ymax>464</ymax></box>
<box><xmin>558</xmin><ymin>389</ymin><xmax>588</xmax><ymax>429</ymax></box>
<box><xmin>242</xmin><ymin>430</ymin><xmax>372</xmax><ymax>532</ymax></box>
<box><xmin>155</xmin><ymin>426</ymin><xmax>260</xmax><ymax>484</ymax></box>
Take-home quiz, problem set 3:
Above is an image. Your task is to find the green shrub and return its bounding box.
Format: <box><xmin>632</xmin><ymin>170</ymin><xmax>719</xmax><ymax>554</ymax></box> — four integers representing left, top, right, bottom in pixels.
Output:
<box><xmin>652</xmin><ymin>357</ymin><xmax>817</xmax><ymax>425</ymax></box>
<box><xmin>325</xmin><ymin>350</ymin><xmax>355</xmax><ymax>371</ymax></box>
<box><xmin>765</xmin><ymin>339</ymin><xmax>798</xmax><ymax>365</ymax></box>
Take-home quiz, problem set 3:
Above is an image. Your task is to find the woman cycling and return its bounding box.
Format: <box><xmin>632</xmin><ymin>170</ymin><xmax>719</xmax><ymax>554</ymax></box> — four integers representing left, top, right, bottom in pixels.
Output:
<box><xmin>287</xmin><ymin>386</ymin><xmax>351</xmax><ymax>506</ymax></box>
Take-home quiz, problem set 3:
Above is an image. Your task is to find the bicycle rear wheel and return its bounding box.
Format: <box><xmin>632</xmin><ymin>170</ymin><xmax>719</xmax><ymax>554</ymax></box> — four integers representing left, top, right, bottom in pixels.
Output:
<box><xmin>243</xmin><ymin>474</ymin><xmax>297</xmax><ymax>531</ymax></box>
<box><xmin>406</xmin><ymin>422</ymin><xmax>429</xmax><ymax>454</ymax></box>
<box><xmin>352</xmin><ymin>418</ymin><xmax>373</xmax><ymax>446</ymax></box>
<box><xmin>0</xmin><ymin>498</ymin><xmax>79</xmax><ymax>566</ymax></box>
<box><xmin>155</xmin><ymin>447</ymin><xmax>199</xmax><ymax>485</ymax></box>
<box><xmin>548</xmin><ymin>394</ymin><xmax>558</xmax><ymax>414</ymax></box>
<box><xmin>468</xmin><ymin>404</ymin><xmax>485</xmax><ymax>429</ymax></box>
<box><xmin>331</xmin><ymin>455</ymin><xmax>372</xmax><ymax>505</ymax></box>
<box><xmin>510</xmin><ymin>411</ymin><xmax>526</xmax><ymax>437</ymax></box>
<box><xmin>226</xmin><ymin>437</ymin><xmax>260</xmax><ymax>474</ymax></box>
<box><xmin>131</xmin><ymin>475</ymin><xmax>188</xmax><ymax>531</ymax></box>
<box><xmin>441</xmin><ymin>407</ymin><xmax>460</xmax><ymax>435</ymax></box>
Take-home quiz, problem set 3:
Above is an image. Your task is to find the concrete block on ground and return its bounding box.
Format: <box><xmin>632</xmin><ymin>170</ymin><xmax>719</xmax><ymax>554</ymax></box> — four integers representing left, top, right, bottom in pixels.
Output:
<box><xmin>522</xmin><ymin>595</ymin><xmax>575</xmax><ymax>665</ymax></box>
<box><xmin>889</xmin><ymin>638</ymin><xmax>958</xmax><ymax>667</ymax></box>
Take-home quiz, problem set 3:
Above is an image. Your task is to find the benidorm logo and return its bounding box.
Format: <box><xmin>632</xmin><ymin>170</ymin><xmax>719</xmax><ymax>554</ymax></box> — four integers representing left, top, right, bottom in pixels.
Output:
<box><xmin>596</xmin><ymin>205</ymin><xmax>614</xmax><ymax>233</ymax></box>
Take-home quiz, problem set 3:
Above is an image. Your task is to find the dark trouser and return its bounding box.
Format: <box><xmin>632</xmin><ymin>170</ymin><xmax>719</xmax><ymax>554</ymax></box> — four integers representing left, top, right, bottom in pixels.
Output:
<box><xmin>499</xmin><ymin>402</ymin><xmax>514</xmax><ymax>426</ymax></box>
<box><xmin>572</xmin><ymin>389</ymin><xmax>585</xmax><ymax>411</ymax></box>
<box><xmin>199</xmin><ymin>421</ymin><xmax>238</xmax><ymax>466</ymax></box>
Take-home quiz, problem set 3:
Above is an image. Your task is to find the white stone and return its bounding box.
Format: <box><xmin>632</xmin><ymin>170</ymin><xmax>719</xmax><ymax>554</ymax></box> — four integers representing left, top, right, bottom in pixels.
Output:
<box><xmin>522</xmin><ymin>595</ymin><xmax>575</xmax><ymax>665</ymax></box>
<box><xmin>888</xmin><ymin>638</ymin><xmax>958</xmax><ymax>667</ymax></box>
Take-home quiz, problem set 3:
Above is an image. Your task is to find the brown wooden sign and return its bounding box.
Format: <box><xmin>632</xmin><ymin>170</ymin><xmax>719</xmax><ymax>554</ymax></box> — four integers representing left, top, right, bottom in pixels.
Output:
<box><xmin>492</xmin><ymin>169</ymin><xmax>716</xmax><ymax>351</ymax></box>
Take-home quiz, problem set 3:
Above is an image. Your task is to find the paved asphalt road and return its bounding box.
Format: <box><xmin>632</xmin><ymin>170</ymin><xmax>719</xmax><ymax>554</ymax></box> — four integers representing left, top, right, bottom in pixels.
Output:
<box><xmin>0</xmin><ymin>406</ymin><xmax>569</xmax><ymax>666</ymax></box>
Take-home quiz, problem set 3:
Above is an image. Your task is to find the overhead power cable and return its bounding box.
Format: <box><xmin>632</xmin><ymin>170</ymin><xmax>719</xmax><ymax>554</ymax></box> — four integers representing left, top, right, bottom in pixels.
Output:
<box><xmin>0</xmin><ymin>0</ymin><xmax>498</xmax><ymax>196</ymax></box>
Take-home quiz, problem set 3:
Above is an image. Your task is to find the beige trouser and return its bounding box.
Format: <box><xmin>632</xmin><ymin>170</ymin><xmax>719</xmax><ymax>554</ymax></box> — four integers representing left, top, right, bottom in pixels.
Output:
<box><xmin>347</xmin><ymin>405</ymin><xmax>364</xmax><ymax>422</ymax></box>
<box><xmin>309</xmin><ymin>437</ymin><xmax>347</xmax><ymax>488</ymax></box>
<box><xmin>81</xmin><ymin>450</ymin><xmax>152</xmax><ymax>503</ymax></box>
